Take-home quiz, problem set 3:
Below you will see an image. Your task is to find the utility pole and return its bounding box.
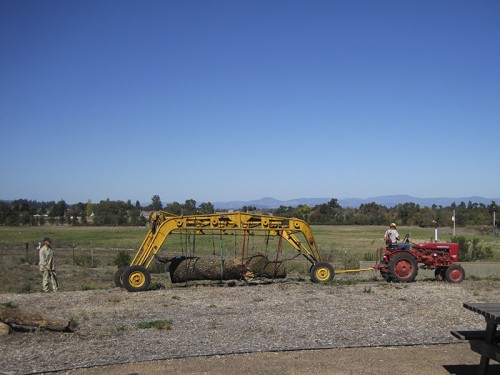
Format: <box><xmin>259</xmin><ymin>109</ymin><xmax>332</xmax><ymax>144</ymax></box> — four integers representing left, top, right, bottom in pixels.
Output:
<box><xmin>452</xmin><ymin>210</ymin><xmax>456</xmax><ymax>236</ymax></box>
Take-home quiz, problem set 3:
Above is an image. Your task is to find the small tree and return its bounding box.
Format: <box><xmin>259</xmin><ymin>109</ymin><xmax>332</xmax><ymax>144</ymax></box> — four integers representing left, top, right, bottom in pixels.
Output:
<box><xmin>151</xmin><ymin>195</ymin><xmax>163</xmax><ymax>211</ymax></box>
<box><xmin>114</xmin><ymin>251</ymin><xmax>132</xmax><ymax>267</ymax></box>
<box><xmin>451</xmin><ymin>236</ymin><xmax>493</xmax><ymax>262</ymax></box>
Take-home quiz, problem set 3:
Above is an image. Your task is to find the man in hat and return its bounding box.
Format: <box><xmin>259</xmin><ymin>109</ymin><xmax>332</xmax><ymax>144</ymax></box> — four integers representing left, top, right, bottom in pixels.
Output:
<box><xmin>39</xmin><ymin>237</ymin><xmax>59</xmax><ymax>292</ymax></box>
<box><xmin>384</xmin><ymin>223</ymin><xmax>410</xmax><ymax>250</ymax></box>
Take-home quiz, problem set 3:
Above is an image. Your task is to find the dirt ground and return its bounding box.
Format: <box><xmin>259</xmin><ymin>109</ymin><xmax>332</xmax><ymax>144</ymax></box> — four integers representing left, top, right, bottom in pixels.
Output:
<box><xmin>55</xmin><ymin>343</ymin><xmax>497</xmax><ymax>375</ymax></box>
<box><xmin>2</xmin><ymin>278</ymin><xmax>500</xmax><ymax>375</ymax></box>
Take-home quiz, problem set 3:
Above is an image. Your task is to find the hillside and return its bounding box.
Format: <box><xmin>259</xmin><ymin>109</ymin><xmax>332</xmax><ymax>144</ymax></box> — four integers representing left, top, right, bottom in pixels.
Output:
<box><xmin>213</xmin><ymin>195</ymin><xmax>499</xmax><ymax>209</ymax></box>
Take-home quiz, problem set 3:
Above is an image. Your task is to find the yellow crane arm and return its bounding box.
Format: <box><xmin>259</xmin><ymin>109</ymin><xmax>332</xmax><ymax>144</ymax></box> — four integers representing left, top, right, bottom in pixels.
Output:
<box><xmin>130</xmin><ymin>211</ymin><xmax>322</xmax><ymax>269</ymax></box>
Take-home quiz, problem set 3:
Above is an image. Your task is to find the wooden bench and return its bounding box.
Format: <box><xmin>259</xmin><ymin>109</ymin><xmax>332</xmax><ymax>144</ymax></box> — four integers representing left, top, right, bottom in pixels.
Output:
<box><xmin>451</xmin><ymin>328</ymin><xmax>500</xmax><ymax>372</ymax></box>
<box><xmin>451</xmin><ymin>330</ymin><xmax>500</xmax><ymax>342</ymax></box>
<box><xmin>453</xmin><ymin>303</ymin><xmax>500</xmax><ymax>374</ymax></box>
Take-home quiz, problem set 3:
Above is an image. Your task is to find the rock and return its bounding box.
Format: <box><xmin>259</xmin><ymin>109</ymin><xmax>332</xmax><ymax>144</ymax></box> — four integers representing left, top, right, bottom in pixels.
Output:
<box><xmin>0</xmin><ymin>322</ymin><xmax>11</xmax><ymax>335</ymax></box>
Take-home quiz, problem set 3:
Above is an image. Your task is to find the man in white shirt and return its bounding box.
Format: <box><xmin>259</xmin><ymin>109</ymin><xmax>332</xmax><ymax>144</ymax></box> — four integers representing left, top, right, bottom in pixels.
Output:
<box><xmin>384</xmin><ymin>223</ymin><xmax>410</xmax><ymax>250</ymax></box>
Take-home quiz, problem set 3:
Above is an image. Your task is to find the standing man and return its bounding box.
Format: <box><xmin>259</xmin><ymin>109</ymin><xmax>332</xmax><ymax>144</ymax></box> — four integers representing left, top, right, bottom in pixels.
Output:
<box><xmin>384</xmin><ymin>223</ymin><xmax>410</xmax><ymax>250</ymax></box>
<box><xmin>39</xmin><ymin>237</ymin><xmax>59</xmax><ymax>292</ymax></box>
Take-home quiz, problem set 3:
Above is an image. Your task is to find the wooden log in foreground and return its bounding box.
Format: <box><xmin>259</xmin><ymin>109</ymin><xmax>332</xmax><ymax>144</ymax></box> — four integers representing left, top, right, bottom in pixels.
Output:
<box><xmin>0</xmin><ymin>306</ymin><xmax>72</xmax><ymax>332</ymax></box>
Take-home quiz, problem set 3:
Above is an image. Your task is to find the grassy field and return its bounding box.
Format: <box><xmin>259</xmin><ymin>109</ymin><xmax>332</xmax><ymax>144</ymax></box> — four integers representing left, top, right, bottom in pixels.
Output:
<box><xmin>0</xmin><ymin>224</ymin><xmax>498</xmax><ymax>293</ymax></box>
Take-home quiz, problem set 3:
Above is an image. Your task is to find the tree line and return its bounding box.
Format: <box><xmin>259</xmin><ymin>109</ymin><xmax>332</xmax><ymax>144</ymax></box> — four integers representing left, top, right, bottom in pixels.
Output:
<box><xmin>0</xmin><ymin>195</ymin><xmax>497</xmax><ymax>229</ymax></box>
<box><xmin>275</xmin><ymin>199</ymin><xmax>498</xmax><ymax>229</ymax></box>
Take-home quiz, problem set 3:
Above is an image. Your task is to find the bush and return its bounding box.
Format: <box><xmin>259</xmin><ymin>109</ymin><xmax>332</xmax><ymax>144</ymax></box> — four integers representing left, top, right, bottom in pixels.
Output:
<box><xmin>451</xmin><ymin>236</ymin><xmax>493</xmax><ymax>262</ymax></box>
<box><xmin>148</xmin><ymin>281</ymin><xmax>165</xmax><ymax>290</ymax></box>
<box><xmin>113</xmin><ymin>250</ymin><xmax>132</xmax><ymax>268</ymax></box>
<box><xmin>137</xmin><ymin>320</ymin><xmax>172</xmax><ymax>330</ymax></box>
<box><xmin>75</xmin><ymin>252</ymin><xmax>100</xmax><ymax>268</ymax></box>
<box><xmin>17</xmin><ymin>282</ymin><xmax>33</xmax><ymax>293</ymax></box>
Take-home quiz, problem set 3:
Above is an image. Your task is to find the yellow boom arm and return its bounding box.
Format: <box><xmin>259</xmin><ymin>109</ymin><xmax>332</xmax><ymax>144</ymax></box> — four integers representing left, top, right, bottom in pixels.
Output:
<box><xmin>131</xmin><ymin>211</ymin><xmax>322</xmax><ymax>269</ymax></box>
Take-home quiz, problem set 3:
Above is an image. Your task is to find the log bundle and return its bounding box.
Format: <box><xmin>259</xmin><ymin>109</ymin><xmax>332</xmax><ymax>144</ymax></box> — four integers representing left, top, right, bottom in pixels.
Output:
<box><xmin>168</xmin><ymin>254</ymin><xmax>286</xmax><ymax>283</ymax></box>
<box><xmin>169</xmin><ymin>257</ymin><xmax>246</xmax><ymax>283</ymax></box>
<box><xmin>245</xmin><ymin>254</ymin><xmax>286</xmax><ymax>279</ymax></box>
<box><xmin>0</xmin><ymin>305</ymin><xmax>72</xmax><ymax>333</ymax></box>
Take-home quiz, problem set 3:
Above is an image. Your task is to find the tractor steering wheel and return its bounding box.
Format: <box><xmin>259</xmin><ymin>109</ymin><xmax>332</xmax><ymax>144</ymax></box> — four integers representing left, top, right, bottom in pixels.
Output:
<box><xmin>402</xmin><ymin>233</ymin><xmax>410</xmax><ymax>243</ymax></box>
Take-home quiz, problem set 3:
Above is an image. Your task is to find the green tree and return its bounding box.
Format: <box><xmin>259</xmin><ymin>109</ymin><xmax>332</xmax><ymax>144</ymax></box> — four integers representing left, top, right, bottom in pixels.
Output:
<box><xmin>183</xmin><ymin>199</ymin><xmax>197</xmax><ymax>215</ymax></box>
<box><xmin>151</xmin><ymin>195</ymin><xmax>163</xmax><ymax>211</ymax></box>
<box><xmin>395</xmin><ymin>202</ymin><xmax>420</xmax><ymax>225</ymax></box>
<box><xmin>93</xmin><ymin>200</ymin><xmax>129</xmax><ymax>225</ymax></box>
<box><xmin>199</xmin><ymin>202</ymin><xmax>214</xmax><ymax>214</ymax></box>
<box><xmin>296</xmin><ymin>205</ymin><xmax>311</xmax><ymax>222</ymax></box>
<box><xmin>356</xmin><ymin>202</ymin><xmax>388</xmax><ymax>225</ymax></box>
<box><xmin>164</xmin><ymin>201</ymin><xmax>182</xmax><ymax>215</ymax></box>
<box><xmin>310</xmin><ymin>199</ymin><xmax>344</xmax><ymax>224</ymax></box>
<box><xmin>49</xmin><ymin>200</ymin><xmax>67</xmax><ymax>225</ymax></box>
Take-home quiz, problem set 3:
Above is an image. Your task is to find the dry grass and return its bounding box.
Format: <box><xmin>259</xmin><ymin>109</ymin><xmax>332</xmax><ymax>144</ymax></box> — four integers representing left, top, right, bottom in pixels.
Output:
<box><xmin>0</xmin><ymin>224</ymin><xmax>498</xmax><ymax>293</ymax></box>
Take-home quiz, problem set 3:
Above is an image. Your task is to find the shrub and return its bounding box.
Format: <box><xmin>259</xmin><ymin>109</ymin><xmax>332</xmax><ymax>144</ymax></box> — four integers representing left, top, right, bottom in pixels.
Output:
<box><xmin>363</xmin><ymin>251</ymin><xmax>377</xmax><ymax>261</ymax></box>
<box><xmin>0</xmin><ymin>301</ymin><xmax>17</xmax><ymax>309</ymax></box>
<box><xmin>137</xmin><ymin>320</ymin><xmax>172</xmax><ymax>330</ymax></box>
<box><xmin>18</xmin><ymin>282</ymin><xmax>33</xmax><ymax>293</ymax></box>
<box><xmin>69</xmin><ymin>318</ymin><xmax>79</xmax><ymax>331</ymax></box>
<box><xmin>149</xmin><ymin>261</ymin><xmax>167</xmax><ymax>274</ymax></box>
<box><xmin>148</xmin><ymin>281</ymin><xmax>165</xmax><ymax>290</ymax></box>
<box><xmin>113</xmin><ymin>251</ymin><xmax>131</xmax><ymax>268</ymax></box>
<box><xmin>451</xmin><ymin>236</ymin><xmax>493</xmax><ymax>262</ymax></box>
<box><xmin>75</xmin><ymin>252</ymin><xmax>100</xmax><ymax>268</ymax></box>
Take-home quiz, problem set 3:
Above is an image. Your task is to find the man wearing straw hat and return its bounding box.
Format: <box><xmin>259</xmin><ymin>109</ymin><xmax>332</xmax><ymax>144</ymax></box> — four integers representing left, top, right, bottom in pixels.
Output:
<box><xmin>39</xmin><ymin>237</ymin><xmax>59</xmax><ymax>292</ymax></box>
<box><xmin>384</xmin><ymin>223</ymin><xmax>410</xmax><ymax>251</ymax></box>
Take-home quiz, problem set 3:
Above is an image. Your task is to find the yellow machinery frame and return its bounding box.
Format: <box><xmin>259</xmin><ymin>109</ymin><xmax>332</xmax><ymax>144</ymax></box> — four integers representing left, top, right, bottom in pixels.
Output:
<box><xmin>117</xmin><ymin>211</ymin><xmax>335</xmax><ymax>292</ymax></box>
<box><xmin>134</xmin><ymin>211</ymin><xmax>322</xmax><ymax>268</ymax></box>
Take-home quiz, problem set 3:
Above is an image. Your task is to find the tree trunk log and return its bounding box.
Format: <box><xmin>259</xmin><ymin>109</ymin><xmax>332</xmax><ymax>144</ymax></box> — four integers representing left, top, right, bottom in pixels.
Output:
<box><xmin>0</xmin><ymin>306</ymin><xmax>72</xmax><ymax>332</ymax></box>
<box><xmin>245</xmin><ymin>254</ymin><xmax>287</xmax><ymax>279</ymax></box>
<box><xmin>169</xmin><ymin>257</ymin><xmax>248</xmax><ymax>283</ymax></box>
<box><xmin>168</xmin><ymin>255</ymin><xmax>286</xmax><ymax>283</ymax></box>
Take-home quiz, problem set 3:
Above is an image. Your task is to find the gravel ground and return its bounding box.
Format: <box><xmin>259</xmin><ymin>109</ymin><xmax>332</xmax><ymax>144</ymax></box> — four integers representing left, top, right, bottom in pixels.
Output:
<box><xmin>1</xmin><ymin>278</ymin><xmax>499</xmax><ymax>374</ymax></box>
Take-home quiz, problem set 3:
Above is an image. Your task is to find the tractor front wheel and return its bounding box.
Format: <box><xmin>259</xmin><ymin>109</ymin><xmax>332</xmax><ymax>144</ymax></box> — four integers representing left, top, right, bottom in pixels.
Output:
<box><xmin>445</xmin><ymin>264</ymin><xmax>465</xmax><ymax>283</ymax></box>
<box><xmin>114</xmin><ymin>266</ymin><xmax>128</xmax><ymax>288</ymax></box>
<box><xmin>388</xmin><ymin>252</ymin><xmax>418</xmax><ymax>282</ymax></box>
<box><xmin>122</xmin><ymin>265</ymin><xmax>151</xmax><ymax>292</ymax></box>
<box><xmin>310</xmin><ymin>262</ymin><xmax>335</xmax><ymax>283</ymax></box>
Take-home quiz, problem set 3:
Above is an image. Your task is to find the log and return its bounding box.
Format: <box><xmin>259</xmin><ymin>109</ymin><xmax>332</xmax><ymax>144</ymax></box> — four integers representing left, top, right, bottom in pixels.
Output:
<box><xmin>168</xmin><ymin>255</ymin><xmax>286</xmax><ymax>283</ymax></box>
<box><xmin>245</xmin><ymin>254</ymin><xmax>287</xmax><ymax>279</ymax></box>
<box><xmin>0</xmin><ymin>306</ymin><xmax>72</xmax><ymax>332</ymax></box>
<box><xmin>169</xmin><ymin>257</ymin><xmax>248</xmax><ymax>283</ymax></box>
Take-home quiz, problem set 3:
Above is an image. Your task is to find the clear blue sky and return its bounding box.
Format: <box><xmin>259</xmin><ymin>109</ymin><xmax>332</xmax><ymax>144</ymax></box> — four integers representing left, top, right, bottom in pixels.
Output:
<box><xmin>1</xmin><ymin>0</ymin><xmax>499</xmax><ymax>205</ymax></box>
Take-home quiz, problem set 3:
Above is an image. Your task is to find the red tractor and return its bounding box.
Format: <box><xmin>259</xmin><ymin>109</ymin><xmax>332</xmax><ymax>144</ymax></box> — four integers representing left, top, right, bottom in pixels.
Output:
<box><xmin>376</xmin><ymin>234</ymin><xmax>465</xmax><ymax>283</ymax></box>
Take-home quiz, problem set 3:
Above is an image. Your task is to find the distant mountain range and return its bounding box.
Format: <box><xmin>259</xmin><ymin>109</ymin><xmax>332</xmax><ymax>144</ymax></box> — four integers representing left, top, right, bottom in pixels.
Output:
<box><xmin>213</xmin><ymin>195</ymin><xmax>499</xmax><ymax>210</ymax></box>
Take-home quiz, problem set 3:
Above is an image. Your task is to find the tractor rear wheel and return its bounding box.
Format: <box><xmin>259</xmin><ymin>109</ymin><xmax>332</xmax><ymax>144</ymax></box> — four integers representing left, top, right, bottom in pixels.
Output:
<box><xmin>445</xmin><ymin>264</ymin><xmax>465</xmax><ymax>283</ymax></box>
<box><xmin>388</xmin><ymin>252</ymin><xmax>418</xmax><ymax>282</ymax></box>
<box><xmin>122</xmin><ymin>265</ymin><xmax>151</xmax><ymax>292</ymax></box>
<box><xmin>310</xmin><ymin>262</ymin><xmax>335</xmax><ymax>283</ymax></box>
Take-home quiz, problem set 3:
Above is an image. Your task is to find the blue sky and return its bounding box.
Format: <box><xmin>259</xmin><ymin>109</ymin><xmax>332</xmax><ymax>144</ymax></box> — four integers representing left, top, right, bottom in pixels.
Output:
<box><xmin>1</xmin><ymin>0</ymin><xmax>499</xmax><ymax>205</ymax></box>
